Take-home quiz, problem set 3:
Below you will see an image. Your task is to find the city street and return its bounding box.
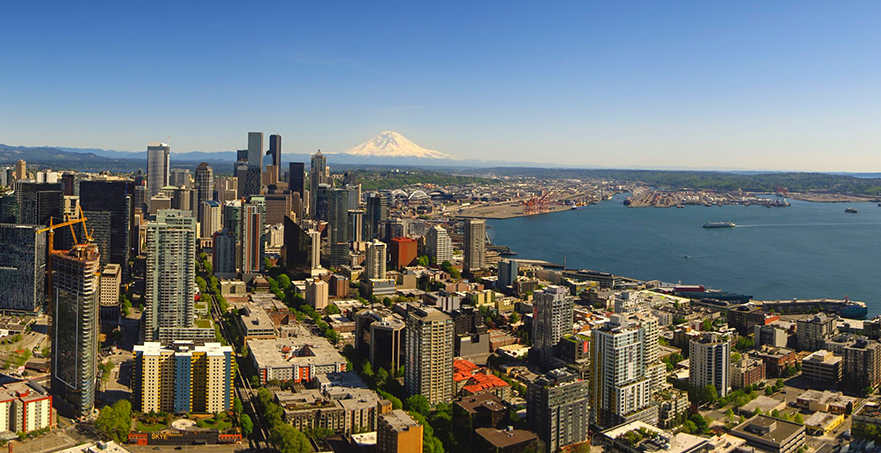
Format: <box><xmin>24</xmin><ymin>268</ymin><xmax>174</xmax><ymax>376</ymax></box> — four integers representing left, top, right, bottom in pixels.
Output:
<box><xmin>9</xmin><ymin>430</ymin><xmax>78</xmax><ymax>453</ymax></box>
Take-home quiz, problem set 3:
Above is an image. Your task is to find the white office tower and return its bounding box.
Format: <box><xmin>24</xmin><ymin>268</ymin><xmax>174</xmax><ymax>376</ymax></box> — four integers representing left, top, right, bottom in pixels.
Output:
<box><xmin>147</xmin><ymin>143</ymin><xmax>170</xmax><ymax>199</ymax></box>
<box><xmin>532</xmin><ymin>286</ymin><xmax>574</xmax><ymax>372</ymax></box>
<box><xmin>425</xmin><ymin>225</ymin><xmax>452</xmax><ymax>264</ymax></box>
<box><xmin>366</xmin><ymin>240</ymin><xmax>387</xmax><ymax>280</ymax></box>
<box><xmin>689</xmin><ymin>331</ymin><xmax>731</xmax><ymax>398</ymax></box>
<box><xmin>591</xmin><ymin>312</ymin><xmax>662</xmax><ymax>428</ymax></box>
<box><xmin>144</xmin><ymin>209</ymin><xmax>197</xmax><ymax>342</ymax></box>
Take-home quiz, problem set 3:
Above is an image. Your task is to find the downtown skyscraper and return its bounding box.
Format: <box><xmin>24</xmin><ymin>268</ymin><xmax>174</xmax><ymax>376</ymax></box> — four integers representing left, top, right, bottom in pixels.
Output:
<box><xmin>79</xmin><ymin>180</ymin><xmax>133</xmax><ymax>277</ymax></box>
<box><xmin>51</xmin><ymin>243</ymin><xmax>100</xmax><ymax>418</ymax></box>
<box><xmin>194</xmin><ymin>162</ymin><xmax>214</xmax><ymax>222</ymax></box>
<box><xmin>147</xmin><ymin>142</ymin><xmax>170</xmax><ymax>200</ymax></box>
<box><xmin>532</xmin><ymin>286</ymin><xmax>574</xmax><ymax>372</ymax></box>
<box><xmin>243</xmin><ymin>132</ymin><xmax>263</xmax><ymax>197</ymax></box>
<box><xmin>463</xmin><ymin>218</ymin><xmax>486</xmax><ymax>272</ymax></box>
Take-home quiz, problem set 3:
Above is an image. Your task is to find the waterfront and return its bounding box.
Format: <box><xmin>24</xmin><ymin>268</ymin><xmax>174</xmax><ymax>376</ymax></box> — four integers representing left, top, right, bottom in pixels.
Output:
<box><xmin>490</xmin><ymin>194</ymin><xmax>881</xmax><ymax>317</ymax></box>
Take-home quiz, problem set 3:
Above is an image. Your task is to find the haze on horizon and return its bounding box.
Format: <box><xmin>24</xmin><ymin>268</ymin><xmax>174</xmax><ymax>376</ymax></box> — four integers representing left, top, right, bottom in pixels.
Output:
<box><xmin>2</xmin><ymin>2</ymin><xmax>881</xmax><ymax>172</ymax></box>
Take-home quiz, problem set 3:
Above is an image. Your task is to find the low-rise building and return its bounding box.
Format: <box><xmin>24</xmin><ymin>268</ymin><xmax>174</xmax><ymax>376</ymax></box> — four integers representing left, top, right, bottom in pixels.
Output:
<box><xmin>731</xmin><ymin>356</ymin><xmax>765</xmax><ymax>389</ymax></box>
<box><xmin>803</xmin><ymin>411</ymin><xmax>845</xmax><ymax>436</ymax></box>
<box><xmin>656</xmin><ymin>389</ymin><xmax>690</xmax><ymax>430</ymax></box>
<box><xmin>475</xmin><ymin>427</ymin><xmax>540</xmax><ymax>453</ymax></box>
<box><xmin>730</xmin><ymin>415</ymin><xmax>805</xmax><ymax>453</ymax></box>
<box><xmin>599</xmin><ymin>421</ymin><xmax>709</xmax><ymax>453</ymax></box>
<box><xmin>753</xmin><ymin>345</ymin><xmax>798</xmax><ymax>378</ymax></box>
<box><xmin>249</xmin><ymin>335</ymin><xmax>347</xmax><ymax>384</ymax></box>
<box><xmin>377</xmin><ymin>410</ymin><xmax>422</xmax><ymax>453</ymax></box>
<box><xmin>801</xmin><ymin>350</ymin><xmax>842</xmax><ymax>384</ymax></box>
<box><xmin>739</xmin><ymin>396</ymin><xmax>786</xmax><ymax>416</ymax></box>
<box><xmin>237</xmin><ymin>304</ymin><xmax>278</xmax><ymax>339</ymax></box>
<box><xmin>454</xmin><ymin>393</ymin><xmax>508</xmax><ymax>429</ymax></box>
<box><xmin>795</xmin><ymin>390</ymin><xmax>857</xmax><ymax>414</ymax></box>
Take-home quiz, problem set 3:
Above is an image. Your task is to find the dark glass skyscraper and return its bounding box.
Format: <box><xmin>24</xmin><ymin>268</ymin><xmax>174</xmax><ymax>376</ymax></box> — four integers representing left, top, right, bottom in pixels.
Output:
<box><xmin>194</xmin><ymin>163</ymin><xmax>214</xmax><ymax>222</ymax></box>
<box><xmin>288</xmin><ymin>162</ymin><xmax>305</xmax><ymax>198</ymax></box>
<box><xmin>0</xmin><ymin>224</ymin><xmax>46</xmax><ymax>312</ymax></box>
<box><xmin>15</xmin><ymin>181</ymin><xmax>63</xmax><ymax>226</ymax></box>
<box><xmin>244</xmin><ymin>132</ymin><xmax>263</xmax><ymax>197</ymax></box>
<box><xmin>79</xmin><ymin>180</ymin><xmax>133</xmax><ymax>277</ymax></box>
<box><xmin>267</xmin><ymin>134</ymin><xmax>282</xmax><ymax>181</ymax></box>
<box><xmin>365</xmin><ymin>192</ymin><xmax>388</xmax><ymax>241</ymax></box>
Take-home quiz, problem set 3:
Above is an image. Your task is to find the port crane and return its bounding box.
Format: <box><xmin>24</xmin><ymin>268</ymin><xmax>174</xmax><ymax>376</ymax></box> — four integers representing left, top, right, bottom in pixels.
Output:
<box><xmin>523</xmin><ymin>190</ymin><xmax>554</xmax><ymax>215</ymax></box>
<box><xmin>36</xmin><ymin>204</ymin><xmax>94</xmax><ymax>297</ymax></box>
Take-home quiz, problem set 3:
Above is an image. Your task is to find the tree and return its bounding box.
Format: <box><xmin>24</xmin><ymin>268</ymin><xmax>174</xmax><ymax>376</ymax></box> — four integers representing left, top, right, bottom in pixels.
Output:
<box><xmin>731</xmin><ymin>352</ymin><xmax>742</xmax><ymax>362</ymax></box>
<box><xmin>405</xmin><ymin>394</ymin><xmax>431</xmax><ymax>417</ymax></box>
<box><xmin>375</xmin><ymin>367</ymin><xmax>389</xmax><ymax>388</ymax></box>
<box><xmin>702</xmin><ymin>319</ymin><xmax>713</xmax><ymax>332</ymax></box>
<box><xmin>240</xmin><ymin>414</ymin><xmax>253</xmax><ymax>437</ymax></box>
<box><xmin>233</xmin><ymin>398</ymin><xmax>243</xmax><ymax>416</ymax></box>
<box><xmin>378</xmin><ymin>390</ymin><xmax>402</xmax><ymax>410</ymax></box>
<box><xmin>95</xmin><ymin>400</ymin><xmax>132</xmax><ymax>442</ymax></box>
<box><xmin>794</xmin><ymin>413</ymin><xmax>803</xmax><ymax>424</ymax></box>
<box><xmin>417</xmin><ymin>255</ymin><xmax>430</xmax><ymax>267</ymax></box>
<box><xmin>271</xmin><ymin>423</ymin><xmax>311</xmax><ymax>453</ymax></box>
<box><xmin>326</xmin><ymin>303</ymin><xmax>341</xmax><ymax>315</ymax></box>
<box><xmin>509</xmin><ymin>312</ymin><xmax>520</xmax><ymax>324</ymax></box>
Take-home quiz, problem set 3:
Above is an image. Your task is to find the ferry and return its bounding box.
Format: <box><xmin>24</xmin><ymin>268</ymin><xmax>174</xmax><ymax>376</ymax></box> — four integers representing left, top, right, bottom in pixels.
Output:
<box><xmin>703</xmin><ymin>221</ymin><xmax>736</xmax><ymax>228</ymax></box>
<box><xmin>845</xmin><ymin>207</ymin><xmax>858</xmax><ymax>213</ymax></box>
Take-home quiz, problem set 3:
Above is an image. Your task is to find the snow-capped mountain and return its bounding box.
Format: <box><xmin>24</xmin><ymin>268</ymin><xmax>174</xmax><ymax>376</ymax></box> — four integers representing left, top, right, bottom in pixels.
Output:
<box><xmin>346</xmin><ymin>131</ymin><xmax>454</xmax><ymax>159</ymax></box>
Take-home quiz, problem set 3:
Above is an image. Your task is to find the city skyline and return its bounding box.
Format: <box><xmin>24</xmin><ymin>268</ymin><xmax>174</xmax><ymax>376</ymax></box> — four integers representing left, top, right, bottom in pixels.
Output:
<box><xmin>3</xmin><ymin>3</ymin><xmax>881</xmax><ymax>171</ymax></box>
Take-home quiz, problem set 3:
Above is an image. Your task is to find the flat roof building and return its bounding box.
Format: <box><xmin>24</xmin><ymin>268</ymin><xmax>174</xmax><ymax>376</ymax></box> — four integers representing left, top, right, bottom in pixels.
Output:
<box><xmin>730</xmin><ymin>415</ymin><xmax>805</xmax><ymax>453</ymax></box>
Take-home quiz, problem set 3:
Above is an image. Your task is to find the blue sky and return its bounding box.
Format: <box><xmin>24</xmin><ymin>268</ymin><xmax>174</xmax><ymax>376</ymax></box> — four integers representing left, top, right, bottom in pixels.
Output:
<box><xmin>2</xmin><ymin>2</ymin><xmax>881</xmax><ymax>171</ymax></box>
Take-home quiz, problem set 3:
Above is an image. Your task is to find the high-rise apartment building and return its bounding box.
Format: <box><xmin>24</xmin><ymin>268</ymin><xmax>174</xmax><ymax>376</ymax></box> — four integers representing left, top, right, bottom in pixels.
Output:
<box><xmin>79</xmin><ymin>180</ymin><xmax>133</xmax><ymax>277</ymax></box>
<box><xmin>532</xmin><ymin>286</ymin><xmax>574</xmax><ymax>371</ymax></box>
<box><xmin>199</xmin><ymin>200</ymin><xmax>222</xmax><ymax>239</ymax></box>
<box><xmin>51</xmin><ymin>244</ymin><xmax>100</xmax><ymax>418</ymax></box>
<box><xmin>354</xmin><ymin>308</ymin><xmax>405</xmax><ymax>371</ymax></box>
<box><xmin>527</xmin><ymin>369</ymin><xmax>590</xmax><ymax>453</ymax></box>
<box><xmin>244</xmin><ymin>132</ymin><xmax>263</xmax><ymax>197</ymax></box>
<box><xmin>132</xmin><ymin>341</ymin><xmax>234</xmax><ymax>414</ymax></box>
<box><xmin>797</xmin><ymin>314</ymin><xmax>838</xmax><ymax>351</ymax></box>
<box><xmin>194</xmin><ymin>163</ymin><xmax>214</xmax><ymax>222</ymax></box>
<box><xmin>463</xmin><ymin>218</ymin><xmax>486</xmax><ymax>272</ymax></box>
<box><xmin>405</xmin><ymin>306</ymin><xmax>454</xmax><ymax>404</ymax></box>
<box><xmin>424</xmin><ymin>225</ymin><xmax>452</xmax><ymax>264</ymax></box>
<box><xmin>844</xmin><ymin>338</ymin><xmax>881</xmax><ymax>391</ymax></box>
<box><xmin>212</xmin><ymin>228</ymin><xmax>237</xmax><ymax>277</ymax></box>
<box><xmin>0</xmin><ymin>224</ymin><xmax>46</xmax><ymax>312</ymax></box>
<box><xmin>377</xmin><ymin>410</ymin><xmax>423</xmax><ymax>453</ymax></box>
<box><xmin>147</xmin><ymin>143</ymin><xmax>170</xmax><ymax>200</ymax></box>
<box><xmin>240</xmin><ymin>198</ymin><xmax>265</xmax><ymax>277</ymax></box>
<box><xmin>591</xmin><ymin>313</ymin><xmax>662</xmax><ymax>428</ymax></box>
<box><xmin>365</xmin><ymin>193</ymin><xmax>388</xmax><ymax>241</ymax></box>
<box><xmin>306</xmin><ymin>278</ymin><xmax>329</xmax><ymax>311</ymax></box>
<box><xmin>689</xmin><ymin>331</ymin><xmax>731</xmax><ymax>398</ymax></box>
<box><xmin>144</xmin><ymin>210</ymin><xmax>197</xmax><ymax>342</ymax></box>
<box><xmin>99</xmin><ymin>263</ymin><xmax>121</xmax><ymax>323</ymax></box>
<box><xmin>366</xmin><ymin>240</ymin><xmax>387</xmax><ymax>280</ymax></box>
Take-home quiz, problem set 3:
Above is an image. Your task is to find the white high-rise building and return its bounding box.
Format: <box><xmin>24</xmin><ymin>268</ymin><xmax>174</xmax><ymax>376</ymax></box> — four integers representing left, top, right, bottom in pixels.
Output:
<box><xmin>532</xmin><ymin>286</ymin><xmax>573</xmax><ymax>371</ymax></box>
<box><xmin>306</xmin><ymin>279</ymin><xmax>329</xmax><ymax>310</ymax></box>
<box><xmin>463</xmin><ymin>219</ymin><xmax>485</xmax><ymax>272</ymax></box>
<box><xmin>147</xmin><ymin>143</ymin><xmax>170</xmax><ymax>200</ymax></box>
<box><xmin>689</xmin><ymin>331</ymin><xmax>731</xmax><ymax>398</ymax></box>
<box><xmin>366</xmin><ymin>240</ymin><xmax>387</xmax><ymax>280</ymax></box>
<box><xmin>591</xmin><ymin>312</ymin><xmax>662</xmax><ymax>428</ymax></box>
<box><xmin>199</xmin><ymin>200</ymin><xmax>222</xmax><ymax>239</ymax></box>
<box><xmin>425</xmin><ymin>225</ymin><xmax>452</xmax><ymax>264</ymax></box>
<box><xmin>144</xmin><ymin>209</ymin><xmax>197</xmax><ymax>342</ymax></box>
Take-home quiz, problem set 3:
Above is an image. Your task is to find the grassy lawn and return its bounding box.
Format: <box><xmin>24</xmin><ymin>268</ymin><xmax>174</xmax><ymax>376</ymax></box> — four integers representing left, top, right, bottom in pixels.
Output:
<box><xmin>195</xmin><ymin>418</ymin><xmax>232</xmax><ymax>431</ymax></box>
<box><xmin>136</xmin><ymin>422</ymin><xmax>168</xmax><ymax>432</ymax></box>
<box><xmin>195</xmin><ymin>319</ymin><xmax>212</xmax><ymax>329</ymax></box>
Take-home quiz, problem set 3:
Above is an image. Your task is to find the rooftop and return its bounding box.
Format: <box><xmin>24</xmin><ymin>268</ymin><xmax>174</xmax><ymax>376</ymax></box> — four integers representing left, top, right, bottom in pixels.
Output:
<box><xmin>731</xmin><ymin>415</ymin><xmax>804</xmax><ymax>445</ymax></box>
<box><xmin>380</xmin><ymin>409</ymin><xmax>420</xmax><ymax>432</ymax></box>
<box><xmin>475</xmin><ymin>427</ymin><xmax>537</xmax><ymax>448</ymax></box>
<box><xmin>248</xmin><ymin>336</ymin><xmax>346</xmax><ymax>370</ymax></box>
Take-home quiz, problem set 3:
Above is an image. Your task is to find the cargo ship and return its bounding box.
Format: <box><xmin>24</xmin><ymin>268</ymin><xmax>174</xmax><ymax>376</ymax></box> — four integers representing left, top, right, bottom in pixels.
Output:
<box><xmin>703</xmin><ymin>221</ymin><xmax>736</xmax><ymax>228</ymax></box>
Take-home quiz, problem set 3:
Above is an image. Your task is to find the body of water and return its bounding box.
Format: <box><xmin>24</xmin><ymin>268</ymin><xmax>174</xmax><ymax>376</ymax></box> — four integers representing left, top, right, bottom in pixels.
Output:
<box><xmin>489</xmin><ymin>194</ymin><xmax>881</xmax><ymax>317</ymax></box>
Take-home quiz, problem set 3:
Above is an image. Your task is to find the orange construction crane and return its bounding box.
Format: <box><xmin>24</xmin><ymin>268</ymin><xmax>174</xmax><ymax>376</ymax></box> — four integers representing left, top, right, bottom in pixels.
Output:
<box><xmin>36</xmin><ymin>204</ymin><xmax>94</xmax><ymax>297</ymax></box>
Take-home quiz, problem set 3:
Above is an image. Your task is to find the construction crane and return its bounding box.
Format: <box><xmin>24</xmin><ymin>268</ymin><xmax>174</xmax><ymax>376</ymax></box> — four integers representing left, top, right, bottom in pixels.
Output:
<box><xmin>36</xmin><ymin>204</ymin><xmax>94</xmax><ymax>297</ymax></box>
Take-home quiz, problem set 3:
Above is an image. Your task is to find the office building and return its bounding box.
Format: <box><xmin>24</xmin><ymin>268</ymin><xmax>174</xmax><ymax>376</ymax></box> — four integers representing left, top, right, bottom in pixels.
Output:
<box><xmin>243</xmin><ymin>132</ymin><xmax>263</xmax><ymax>197</ymax></box>
<box><xmin>348</xmin><ymin>209</ymin><xmax>364</xmax><ymax>242</ymax></box>
<box><xmin>132</xmin><ymin>341</ymin><xmax>234</xmax><ymax>414</ymax></box>
<box><xmin>100</xmin><ymin>263</ymin><xmax>122</xmax><ymax>323</ymax></box>
<box><xmin>689</xmin><ymin>331</ymin><xmax>731</xmax><ymax>398</ymax></box>
<box><xmin>377</xmin><ymin>410</ymin><xmax>423</xmax><ymax>453</ymax></box>
<box><xmin>146</xmin><ymin>143</ymin><xmax>170</xmax><ymax>200</ymax></box>
<box><xmin>51</xmin><ymin>244</ymin><xmax>100</xmax><ymax>418</ymax></box>
<box><xmin>14</xmin><ymin>159</ymin><xmax>26</xmax><ymax>181</ymax></box>
<box><xmin>366</xmin><ymin>240</ymin><xmax>387</xmax><ymax>280</ymax></box>
<box><xmin>212</xmin><ymin>228</ymin><xmax>236</xmax><ymax>276</ymax></box>
<box><xmin>532</xmin><ymin>286</ymin><xmax>574</xmax><ymax>371</ymax></box>
<box><xmin>801</xmin><ymin>350</ymin><xmax>842</xmax><ymax>384</ymax></box>
<box><xmin>313</xmin><ymin>183</ymin><xmax>330</xmax><ymax>221</ymax></box>
<box><xmin>354</xmin><ymin>308</ymin><xmax>405</xmax><ymax>371</ymax></box>
<box><xmin>199</xmin><ymin>200</ymin><xmax>222</xmax><ymax>239</ymax></box>
<box><xmin>591</xmin><ymin>312</ymin><xmax>662</xmax><ymax>428</ymax></box>
<box><xmin>282</xmin><ymin>216</ymin><xmax>311</xmax><ymax>270</ymax></box>
<box><xmin>15</xmin><ymin>181</ymin><xmax>63</xmax><ymax>226</ymax></box>
<box><xmin>843</xmin><ymin>338</ymin><xmax>881</xmax><ymax>390</ymax></box>
<box><xmin>240</xmin><ymin>198</ymin><xmax>265</xmax><ymax>277</ymax></box>
<box><xmin>169</xmin><ymin>168</ymin><xmax>191</xmax><ymax>188</ymax></box>
<box><xmin>497</xmin><ymin>259</ymin><xmax>518</xmax><ymax>289</ymax></box>
<box><xmin>309</xmin><ymin>151</ymin><xmax>329</xmax><ymax>217</ymax></box>
<box><xmin>797</xmin><ymin>314</ymin><xmax>837</xmax><ymax>352</ymax></box>
<box><xmin>364</xmin><ymin>193</ymin><xmax>388</xmax><ymax>241</ymax></box>
<box><xmin>463</xmin><ymin>218</ymin><xmax>486</xmax><ymax>272</ymax></box>
<box><xmin>144</xmin><ymin>210</ymin><xmax>197</xmax><ymax>342</ymax></box>
<box><xmin>389</xmin><ymin>237</ymin><xmax>417</xmax><ymax>269</ymax></box>
<box><xmin>527</xmin><ymin>369</ymin><xmax>589</xmax><ymax>453</ymax></box>
<box><xmin>264</xmin><ymin>190</ymin><xmax>292</xmax><ymax>225</ymax></box>
<box><xmin>0</xmin><ymin>224</ymin><xmax>46</xmax><ymax>312</ymax></box>
<box><xmin>79</xmin><ymin>180</ymin><xmax>133</xmax><ymax>276</ymax></box>
<box><xmin>424</xmin><ymin>224</ymin><xmax>452</xmax><ymax>264</ymax></box>
<box><xmin>328</xmin><ymin>188</ymin><xmax>349</xmax><ymax>245</ymax></box>
<box><xmin>307</xmin><ymin>278</ymin><xmax>329</xmax><ymax>311</ymax></box>
<box><xmin>451</xmin><ymin>307</ymin><xmax>490</xmax><ymax>359</ymax></box>
<box><xmin>288</xmin><ymin>162</ymin><xmax>305</xmax><ymax>198</ymax></box>
<box><xmin>405</xmin><ymin>306</ymin><xmax>454</xmax><ymax>404</ymax></box>
<box><xmin>730</xmin><ymin>415</ymin><xmax>805</xmax><ymax>453</ymax></box>
<box><xmin>755</xmin><ymin>324</ymin><xmax>789</xmax><ymax>348</ymax></box>
<box><xmin>194</xmin><ymin>163</ymin><xmax>214</xmax><ymax>222</ymax></box>
<box><xmin>266</xmin><ymin>134</ymin><xmax>282</xmax><ymax>178</ymax></box>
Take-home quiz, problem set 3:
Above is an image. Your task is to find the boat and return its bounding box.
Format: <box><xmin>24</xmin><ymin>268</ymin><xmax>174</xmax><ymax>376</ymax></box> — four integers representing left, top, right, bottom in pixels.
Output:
<box><xmin>683</xmin><ymin>255</ymin><xmax>689</xmax><ymax>259</ymax></box>
<box><xmin>570</xmin><ymin>205</ymin><xmax>588</xmax><ymax>210</ymax></box>
<box><xmin>703</xmin><ymin>221</ymin><xmax>736</xmax><ymax>228</ymax></box>
<box><xmin>840</xmin><ymin>301</ymin><xmax>869</xmax><ymax>319</ymax></box>
<box><xmin>845</xmin><ymin>208</ymin><xmax>858</xmax><ymax>213</ymax></box>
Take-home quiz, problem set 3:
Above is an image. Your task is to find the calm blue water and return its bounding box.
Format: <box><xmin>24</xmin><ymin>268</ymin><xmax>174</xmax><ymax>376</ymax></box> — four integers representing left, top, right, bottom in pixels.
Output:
<box><xmin>489</xmin><ymin>194</ymin><xmax>881</xmax><ymax>317</ymax></box>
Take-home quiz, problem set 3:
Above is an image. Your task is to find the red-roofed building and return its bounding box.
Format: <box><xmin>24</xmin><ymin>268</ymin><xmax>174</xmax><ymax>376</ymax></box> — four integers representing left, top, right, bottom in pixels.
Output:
<box><xmin>389</xmin><ymin>237</ymin><xmax>418</xmax><ymax>269</ymax></box>
<box><xmin>453</xmin><ymin>359</ymin><xmax>511</xmax><ymax>400</ymax></box>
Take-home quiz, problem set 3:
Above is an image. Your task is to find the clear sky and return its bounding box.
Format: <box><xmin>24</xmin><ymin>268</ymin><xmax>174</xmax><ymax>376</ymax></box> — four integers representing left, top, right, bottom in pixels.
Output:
<box><xmin>2</xmin><ymin>1</ymin><xmax>881</xmax><ymax>171</ymax></box>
